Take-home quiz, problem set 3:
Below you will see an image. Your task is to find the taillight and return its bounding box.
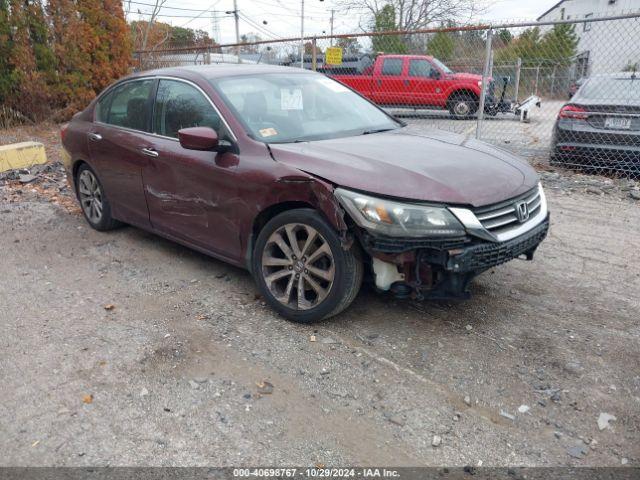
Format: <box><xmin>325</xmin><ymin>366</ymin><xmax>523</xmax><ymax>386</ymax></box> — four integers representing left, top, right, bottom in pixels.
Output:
<box><xmin>60</xmin><ymin>123</ymin><xmax>68</xmax><ymax>142</ymax></box>
<box><xmin>559</xmin><ymin>104</ymin><xmax>588</xmax><ymax>120</ymax></box>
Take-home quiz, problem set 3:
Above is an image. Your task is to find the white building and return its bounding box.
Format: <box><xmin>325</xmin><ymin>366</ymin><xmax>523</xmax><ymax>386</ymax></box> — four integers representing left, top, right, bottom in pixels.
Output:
<box><xmin>537</xmin><ymin>0</ymin><xmax>640</xmax><ymax>77</ymax></box>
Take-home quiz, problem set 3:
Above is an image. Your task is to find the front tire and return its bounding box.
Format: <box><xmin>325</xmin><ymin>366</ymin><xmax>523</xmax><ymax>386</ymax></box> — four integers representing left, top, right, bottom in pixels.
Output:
<box><xmin>448</xmin><ymin>93</ymin><xmax>479</xmax><ymax>119</ymax></box>
<box><xmin>252</xmin><ymin>209</ymin><xmax>363</xmax><ymax>323</ymax></box>
<box><xmin>76</xmin><ymin>163</ymin><xmax>121</xmax><ymax>231</ymax></box>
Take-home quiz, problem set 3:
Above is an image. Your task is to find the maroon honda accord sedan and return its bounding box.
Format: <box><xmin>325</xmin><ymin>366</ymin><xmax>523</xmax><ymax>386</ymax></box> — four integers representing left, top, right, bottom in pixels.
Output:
<box><xmin>61</xmin><ymin>64</ymin><xmax>549</xmax><ymax>323</ymax></box>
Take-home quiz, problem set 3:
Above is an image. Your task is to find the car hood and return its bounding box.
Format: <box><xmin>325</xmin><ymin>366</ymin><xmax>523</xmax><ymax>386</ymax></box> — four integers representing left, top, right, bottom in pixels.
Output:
<box><xmin>448</xmin><ymin>72</ymin><xmax>484</xmax><ymax>82</ymax></box>
<box><xmin>268</xmin><ymin>129</ymin><xmax>539</xmax><ymax>207</ymax></box>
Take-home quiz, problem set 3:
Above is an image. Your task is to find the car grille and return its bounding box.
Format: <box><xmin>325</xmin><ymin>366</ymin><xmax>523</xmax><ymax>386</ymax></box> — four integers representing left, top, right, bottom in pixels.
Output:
<box><xmin>456</xmin><ymin>218</ymin><xmax>549</xmax><ymax>272</ymax></box>
<box><xmin>473</xmin><ymin>187</ymin><xmax>542</xmax><ymax>236</ymax></box>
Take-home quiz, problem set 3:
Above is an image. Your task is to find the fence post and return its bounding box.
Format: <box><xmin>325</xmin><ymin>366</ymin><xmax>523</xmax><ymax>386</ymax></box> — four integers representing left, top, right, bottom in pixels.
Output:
<box><xmin>514</xmin><ymin>57</ymin><xmax>521</xmax><ymax>103</ymax></box>
<box><xmin>476</xmin><ymin>28</ymin><xmax>493</xmax><ymax>140</ymax></box>
<box><xmin>534</xmin><ymin>65</ymin><xmax>540</xmax><ymax>95</ymax></box>
<box><xmin>311</xmin><ymin>38</ymin><xmax>317</xmax><ymax>71</ymax></box>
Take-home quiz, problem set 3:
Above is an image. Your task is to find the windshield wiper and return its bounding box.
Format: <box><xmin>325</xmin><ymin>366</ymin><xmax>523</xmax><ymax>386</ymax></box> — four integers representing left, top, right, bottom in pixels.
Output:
<box><xmin>361</xmin><ymin>128</ymin><xmax>395</xmax><ymax>135</ymax></box>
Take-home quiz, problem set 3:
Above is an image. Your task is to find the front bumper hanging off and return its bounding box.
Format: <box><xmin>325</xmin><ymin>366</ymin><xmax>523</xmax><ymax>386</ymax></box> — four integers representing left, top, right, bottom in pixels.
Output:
<box><xmin>362</xmin><ymin>214</ymin><xmax>550</xmax><ymax>300</ymax></box>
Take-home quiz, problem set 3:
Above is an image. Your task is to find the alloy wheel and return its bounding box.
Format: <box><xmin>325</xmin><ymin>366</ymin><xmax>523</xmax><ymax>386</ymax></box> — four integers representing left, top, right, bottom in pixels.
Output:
<box><xmin>261</xmin><ymin>223</ymin><xmax>335</xmax><ymax>310</ymax></box>
<box><xmin>78</xmin><ymin>169</ymin><xmax>103</xmax><ymax>224</ymax></box>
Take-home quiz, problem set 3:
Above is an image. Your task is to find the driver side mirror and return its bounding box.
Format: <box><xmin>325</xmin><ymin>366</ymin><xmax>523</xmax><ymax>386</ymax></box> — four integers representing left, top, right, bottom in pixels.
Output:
<box><xmin>178</xmin><ymin>127</ymin><xmax>219</xmax><ymax>151</ymax></box>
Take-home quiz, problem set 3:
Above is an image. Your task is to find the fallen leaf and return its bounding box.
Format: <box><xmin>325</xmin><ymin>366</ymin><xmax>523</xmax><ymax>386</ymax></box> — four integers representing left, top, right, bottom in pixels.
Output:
<box><xmin>103</xmin><ymin>304</ymin><xmax>115</xmax><ymax>311</ymax></box>
<box><xmin>256</xmin><ymin>380</ymin><xmax>274</xmax><ymax>395</ymax></box>
<box><xmin>82</xmin><ymin>394</ymin><xmax>93</xmax><ymax>404</ymax></box>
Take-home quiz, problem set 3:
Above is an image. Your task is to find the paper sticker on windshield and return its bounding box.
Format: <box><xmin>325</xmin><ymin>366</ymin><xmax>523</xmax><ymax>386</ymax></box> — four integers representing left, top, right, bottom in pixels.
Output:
<box><xmin>259</xmin><ymin>127</ymin><xmax>278</xmax><ymax>137</ymax></box>
<box><xmin>281</xmin><ymin>88</ymin><xmax>303</xmax><ymax>110</ymax></box>
<box><xmin>318</xmin><ymin>77</ymin><xmax>349</xmax><ymax>93</ymax></box>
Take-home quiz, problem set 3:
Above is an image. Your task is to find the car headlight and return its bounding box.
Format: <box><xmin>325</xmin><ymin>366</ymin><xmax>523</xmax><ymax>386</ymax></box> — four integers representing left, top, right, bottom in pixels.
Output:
<box><xmin>335</xmin><ymin>188</ymin><xmax>465</xmax><ymax>237</ymax></box>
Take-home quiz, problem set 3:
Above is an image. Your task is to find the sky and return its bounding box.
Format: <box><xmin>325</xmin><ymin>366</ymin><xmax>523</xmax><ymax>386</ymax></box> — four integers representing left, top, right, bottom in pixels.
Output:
<box><xmin>123</xmin><ymin>0</ymin><xmax>562</xmax><ymax>46</ymax></box>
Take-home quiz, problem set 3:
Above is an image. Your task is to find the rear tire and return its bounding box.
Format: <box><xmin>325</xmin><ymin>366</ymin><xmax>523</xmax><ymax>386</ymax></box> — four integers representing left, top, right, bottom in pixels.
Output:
<box><xmin>75</xmin><ymin>163</ymin><xmax>122</xmax><ymax>231</ymax></box>
<box><xmin>448</xmin><ymin>93</ymin><xmax>479</xmax><ymax>119</ymax></box>
<box><xmin>252</xmin><ymin>208</ymin><xmax>363</xmax><ymax>323</ymax></box>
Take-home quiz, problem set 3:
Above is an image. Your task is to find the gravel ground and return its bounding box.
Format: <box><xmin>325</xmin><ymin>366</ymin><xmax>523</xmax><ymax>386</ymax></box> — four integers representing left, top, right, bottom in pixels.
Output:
<box><xmin>1</xmin><ymin>124</ymin><xmax>639</xmax><ymax>467</ymax></box>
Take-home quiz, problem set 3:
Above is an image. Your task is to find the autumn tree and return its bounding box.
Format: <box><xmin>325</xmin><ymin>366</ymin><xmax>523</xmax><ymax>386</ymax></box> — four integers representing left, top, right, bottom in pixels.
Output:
<box><xmin>7</xmin><ymin>0</ymin><xmax>55</xmax><ymax>119</ymax></box>
<box><xmin>47</xmin><ymin>0</ymin><xmax>94</xmax><ymax>113</ymax></box>
<box><xmin>0</xmin><ymin>0</ymin><xmax>15</xmax><ymax>105</ymax></box>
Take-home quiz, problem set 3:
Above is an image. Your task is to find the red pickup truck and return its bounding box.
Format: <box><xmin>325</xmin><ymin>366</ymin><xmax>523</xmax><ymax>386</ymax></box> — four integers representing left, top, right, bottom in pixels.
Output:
<box><xmin>325</xmin><ymin>54</ymin><xmax>491</xmax><ymax>118</ymax></box>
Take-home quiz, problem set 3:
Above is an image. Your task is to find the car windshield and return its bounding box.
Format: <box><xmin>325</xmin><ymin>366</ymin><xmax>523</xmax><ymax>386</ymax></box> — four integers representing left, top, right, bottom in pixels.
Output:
<box><xmin>211</xmin><ymin>73</ymin><xmax>401</xmax><ymax>143</ymax></box>
<box><xmin>432</xmin><ymin>58</ymin><xmax>453</xmax><ymax>74</ymax></box>
<box><xmin>578</xmin><ymin>77</ymin><xmax>640</xmax><ymax>102</ymax></box>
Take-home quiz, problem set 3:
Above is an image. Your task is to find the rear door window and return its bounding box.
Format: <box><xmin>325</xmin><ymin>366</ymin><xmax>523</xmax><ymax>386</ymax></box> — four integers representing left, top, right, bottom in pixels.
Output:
<box><xmin>381</xmin><ymin>58</ymin><xmax>403</xmax><ymax>76</ymax></box>
<box><xmin>103</xmin><ymin>79</ymin><xmax>154</xmax><ymax>131</ymax></box>
<box><xmin>153</xmin><ymin>79</ymin><xmax>222</xmax><ymax>139</ymax></box>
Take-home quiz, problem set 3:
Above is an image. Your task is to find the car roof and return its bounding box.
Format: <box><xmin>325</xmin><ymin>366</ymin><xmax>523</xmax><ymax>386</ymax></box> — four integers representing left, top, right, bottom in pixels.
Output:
<box><xmin>587</xmin><ymin>72</ymin><xmax>639</xmax><ymax>80</ymax></box>
<box><xmin>129</xmin><ymin>63</ymin><xmax>308</xmax><ymax>81</ymax></box>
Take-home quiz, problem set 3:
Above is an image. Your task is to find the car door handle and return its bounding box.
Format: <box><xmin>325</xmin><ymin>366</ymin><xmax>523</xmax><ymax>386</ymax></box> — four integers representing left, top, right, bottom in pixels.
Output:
<box><xmin>88</xmin><ymin>132</ymin><xmax>102</xmax><ymax>142</ymax></box>
<box><xmin>141</xmin><ymin>147</ymin><xmax>159</xmax><ymax>158</ymax></box>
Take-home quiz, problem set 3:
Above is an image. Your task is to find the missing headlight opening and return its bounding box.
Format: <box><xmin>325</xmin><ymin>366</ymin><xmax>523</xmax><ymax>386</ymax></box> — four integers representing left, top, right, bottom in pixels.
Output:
<box><xmin>347</xmin><ymin>184</ymin><xmax>549</xmax><ymax>301</ymax></box>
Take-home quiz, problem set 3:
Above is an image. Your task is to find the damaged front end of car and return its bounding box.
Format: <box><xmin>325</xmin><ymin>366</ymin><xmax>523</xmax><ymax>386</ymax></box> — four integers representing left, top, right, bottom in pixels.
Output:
<box><xmin>335</xmin><ymin>184</ymin><xmax>550</xmax><ymax>300</ymax></box>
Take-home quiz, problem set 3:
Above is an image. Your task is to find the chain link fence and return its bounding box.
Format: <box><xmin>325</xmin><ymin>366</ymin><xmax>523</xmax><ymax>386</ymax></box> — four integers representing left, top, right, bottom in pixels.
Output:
<box><xmin>135</xmin><ymin>13</ymin><xmax>640</xmax><ymax>178</ymax></box>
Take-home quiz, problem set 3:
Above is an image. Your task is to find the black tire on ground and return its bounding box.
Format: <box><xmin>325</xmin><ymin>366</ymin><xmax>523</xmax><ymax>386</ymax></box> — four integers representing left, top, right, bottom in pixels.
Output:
<box><xmin>447</xmin><ymin>92</ymin><xmax>479</xmax><ymax>119</ymax></box>
<box><xmin>252</xmin><ymin>208</ymin><xmax>363</xmax><ymax>323</ymax></box>
<box><xmin>75</xmin><ymin>163</ymin><xmax>122</xmax><ymax>231</ymax></box>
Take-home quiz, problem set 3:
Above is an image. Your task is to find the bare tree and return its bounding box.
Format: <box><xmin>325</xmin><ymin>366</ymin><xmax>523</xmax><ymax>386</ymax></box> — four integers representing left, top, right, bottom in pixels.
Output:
<box><xmin>141</xmin><ymin>0</ymin><xmax>167</xmax><ymax>51</ymax></box>
<box><xmin>335</xmin><ymin>0</ymin><xmax>491</xmax><ymax>31</ymax></box>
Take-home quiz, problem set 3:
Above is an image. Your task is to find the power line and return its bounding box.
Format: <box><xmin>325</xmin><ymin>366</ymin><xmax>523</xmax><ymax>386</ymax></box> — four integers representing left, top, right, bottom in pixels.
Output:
<box><xmin>238</xmin><ymin>11</ymin><xmax>283</xmax><ymax>39</ymax></box>
<box><xmin>125</xmin><ymin>10</ymin><xmax>230</xmax><ymax>18</ymax></box>
<box><xmin>125</xmin><ymin>1</ymin><xmax>217</xmax><ymax>12</ymax></box>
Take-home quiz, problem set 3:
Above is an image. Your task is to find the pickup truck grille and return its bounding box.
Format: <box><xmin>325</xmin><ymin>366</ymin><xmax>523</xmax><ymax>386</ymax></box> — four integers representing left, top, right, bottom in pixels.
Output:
<box><xmin>473</xmin><ymin>187</ymin><xmax>542</xmax><ymax>235</ymax></box>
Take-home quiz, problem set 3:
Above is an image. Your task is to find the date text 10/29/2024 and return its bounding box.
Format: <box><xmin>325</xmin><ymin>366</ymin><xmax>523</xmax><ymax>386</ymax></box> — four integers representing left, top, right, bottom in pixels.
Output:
<box><xmin>233</xmin><ymin>468</ymin><xmax>400</xmax><ymax>478</ymax></box>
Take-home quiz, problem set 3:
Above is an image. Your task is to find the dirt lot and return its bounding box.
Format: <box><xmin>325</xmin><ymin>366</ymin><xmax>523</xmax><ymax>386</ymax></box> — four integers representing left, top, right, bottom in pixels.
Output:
<box><xmin>1</xmin><ymin>124</ymin><xmax>639</xmax><ymax>467</ymax></box>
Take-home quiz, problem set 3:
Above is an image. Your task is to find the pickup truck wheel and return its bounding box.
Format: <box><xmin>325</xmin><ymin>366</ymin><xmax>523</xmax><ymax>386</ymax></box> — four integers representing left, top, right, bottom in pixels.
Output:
<box><xmin>253</xmin><ymin>209</ymin><xmax>363</xmax><ymax>323</ymax></box>
<box><xmin>448</xmin><ymin>93</ymin><xmax>479</xmax><ymax>119</ymax></box>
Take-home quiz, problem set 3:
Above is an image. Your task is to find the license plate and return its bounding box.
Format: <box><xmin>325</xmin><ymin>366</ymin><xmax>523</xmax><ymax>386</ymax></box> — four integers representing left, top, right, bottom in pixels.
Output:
<box><xmin>604</xmin><ymin>117</ymin><xmax>631</xmax><ymax>129</ymax></box>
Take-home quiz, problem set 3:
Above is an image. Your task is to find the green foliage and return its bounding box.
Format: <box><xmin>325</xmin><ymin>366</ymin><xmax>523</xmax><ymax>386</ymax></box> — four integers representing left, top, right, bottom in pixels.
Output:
<box><xmin>372</xmin><ymin>4</ymin><xmax>406</xmax><ymax>54</ymax></box>
<box><xmin>494</xmin><ymin>25</ymin><xmax>578</xmax><ymax>67</ymax></box>
<box><xmin>497</xmin><ymin>29</ymin><xmax>512</xmax><ymax>46</ymax></box>
<box><xmin>427</xmin><ymin>31</ymin><xmax>455</xmax><ymax>62</ymax></box>
<box><xmin>538</xmin><ymin>24</ymin><xmax>578</xmax><ymax>67</ymax></box>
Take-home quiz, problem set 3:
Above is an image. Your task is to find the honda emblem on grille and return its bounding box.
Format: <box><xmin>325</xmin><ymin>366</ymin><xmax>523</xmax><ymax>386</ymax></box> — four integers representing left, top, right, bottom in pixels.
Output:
<box><xmin>515</xmin><ymin>201</ymin><xmax>529</xmax><ymax>223</ymax></box>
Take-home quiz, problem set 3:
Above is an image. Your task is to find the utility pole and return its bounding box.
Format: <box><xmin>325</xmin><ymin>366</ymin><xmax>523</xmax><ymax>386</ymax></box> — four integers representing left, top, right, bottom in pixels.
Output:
<box><xmin>329</xmin><ymin>9</ymin><xmax>335</xmax><ymax>44</ymax></box>
<box><xmin>226</xmin><ymin>0</ymin><xmax>241</xmax><ymax>63</ymax></box>
<box><xmin>300</xmin><ymin>0</ymin><xmax>305</xmax><ymax>68</ymax></box>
